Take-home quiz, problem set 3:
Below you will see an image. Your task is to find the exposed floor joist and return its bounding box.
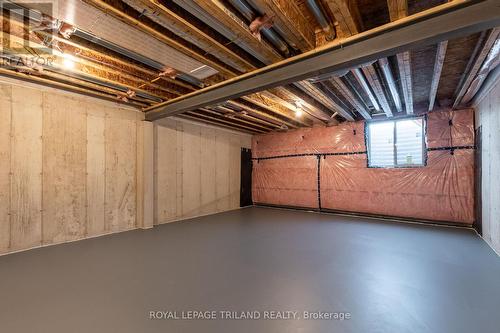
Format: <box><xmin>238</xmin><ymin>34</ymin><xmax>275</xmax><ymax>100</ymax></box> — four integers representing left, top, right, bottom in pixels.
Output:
<box><xmin>81</xmin><ymin>0</ymin><xmax>238</xmax><ymax>77</ymax></box>
<box><xmin>396</xmin><ymin>51</ymin><xmax>414</xmax><ymax>114</ymax></box>
<box><xmin>323</xmin><ymin>0</ymin><xmax>363</xmax><ymax>38</ymax></box>
<box><xmin>388</xmin><ymin>0</ymin><xmax>413</xmax><ymax>114</ymax></box>
<box><xmin>331</xmin><ymin>77</ymin><xmax>372</xmax><ymax>120</ymax></box>
<box><xmin>249</xmin><ymin>0</ymin><xmax>316</xmax><ymax>51</ymax></box>
<box><xmin>122</xmin><ymin>0</ymin><xmax>257</xmax><ymax>73</ymax></box>
<box><xmin>378</xmin><ymin>57</ymin><xmax>403</xmax><ymax>113</ymax></box>
<box><xmin>189</xmin><ymin>0</ymin><xmax>283</xmax><ymax>63</ymax></box>
<box><xmin>321</xmin><ymin>0</ymin><xmax>384</xmax><ymax>119</ymax></box>
<box><xmin>145</xmin><ymin>0</ymin><xmax>500</xmax><ymax>120</ymax></box>
<box><xmin>179</xmin><ymin>113</ymin><xmax>259</xmax><ymax>134</ymax></box>
<box><xmin>213</xmin><ymin>105</ymin><xmax>282</xmax><ymax>129</ymax></box>
<box><xmin>361</xmin><ymin>64</ymin><xmax>393</xmax><ymax>117</ymax></box>
<box><xmin>226</xmin><ymin>100</ymin><xmax>298</xmax><ymax>129</ymax></box>
<box><xmin>351</xmin><ymin>68</ymin><xmax>381</xmax><ymax>112</ymax></box>
<box><xmin>428</xmin><ymin>41</ymin><xmax>448</xmax><ymax>111</ymax></box>
<box><xmin>453</xmin><ymin>27</ymin><xmax>500</xmax><ymax>108</ymax></box>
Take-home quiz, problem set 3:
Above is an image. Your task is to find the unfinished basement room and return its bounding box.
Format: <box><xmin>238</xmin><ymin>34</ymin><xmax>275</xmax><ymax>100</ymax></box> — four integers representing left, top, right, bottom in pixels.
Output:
<box><xmin>0</xmin><ymin>0</ymin><xmax>499</xmax><ymax>332</ymax></box>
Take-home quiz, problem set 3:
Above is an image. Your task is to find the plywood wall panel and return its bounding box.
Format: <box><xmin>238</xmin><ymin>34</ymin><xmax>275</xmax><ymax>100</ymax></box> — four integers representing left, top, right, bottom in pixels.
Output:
<box><xmin>0</xmin><ymin>78</ymin><xmax>146</xmax><ymax>255</ymax></box>
<box><xmin>86</xmin><ymin>110</ymin><xmax>106</xmax><ymax>237</ymax></box>
<box><xmin>156</xmin><ymin>120</ymin><xmax>178</xmax><ymax>224</ymax></box>
<box><xmin>200</xmin><ymin>127</ymin><xmax>217</xmax><ymax>215</ymax></box>
<box><xmin>10</xmin><ymin>87</ymin><xmax>43</xmax><ymax>251</ymax></box>
<box><xmin>0</xmin><ymin>85</ymin><xmax>12</xmax><ymax>254</ymax></box>
<box><xmin>181</xmin><ymin>123</ymin><xmax>201</xmax><ymax>218</ymax></box>
<box><xmin>155</xmin><ymin>118</ymin><xmax>252</xmax><ymax>224</ymax></box>
<box><xmin>229</xmin><ymin>135</ymin><xmax>241</xmax><ymax>209</ymax></box>
<box><xmin>105</xmin><ymin>116</ymin><xmax>137</xmax><ymax>232</ymax></box>
<box><xmin>175</xmin><ymin>121</ymin><xmax>184</xmax><ymax>218</ymax></box>
<box><xmin>140</xmin><ymin>121</ymin><xmax>155</xmax><ymax>229</ymax></box>
<box><xmin>215</xmin><ymin>132</ymin><xmax>231</xmax><ymax>212</ymax></box>
<box><xmin>42</xmin><ymin>94</ymin><xmax>87</xmax><ymax>244</ymax></box>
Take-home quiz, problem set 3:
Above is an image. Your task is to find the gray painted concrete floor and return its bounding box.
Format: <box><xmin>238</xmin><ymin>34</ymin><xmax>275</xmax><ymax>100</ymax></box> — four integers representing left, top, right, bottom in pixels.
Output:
<box><xmin>1</xmin><ymin>207</ymin><xmax>499</xmax><ymax>333</ymax></box>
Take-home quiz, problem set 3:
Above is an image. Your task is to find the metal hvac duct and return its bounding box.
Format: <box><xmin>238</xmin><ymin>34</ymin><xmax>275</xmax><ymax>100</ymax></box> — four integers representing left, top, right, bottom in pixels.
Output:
<box><xmin>227</xmin><ymin>0</ymin><xmax>290</xmax><ymax>56</ymax></box>
<box><xmin>306</xmin><ymin>0</ymin><xmax>335</xmax><ymax>39</ymax></box>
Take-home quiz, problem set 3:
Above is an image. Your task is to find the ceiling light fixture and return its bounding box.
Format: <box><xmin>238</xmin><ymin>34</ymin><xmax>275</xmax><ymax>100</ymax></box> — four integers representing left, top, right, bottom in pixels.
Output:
<box><xmin>294</xmin><ymin>100</ymin><xmax>304</xmax><ymax>118</ymax></box>
<box><xmin>62</xmin><ymin>54</ymin><xmax>75</xmax><ymax>70</ymax></box>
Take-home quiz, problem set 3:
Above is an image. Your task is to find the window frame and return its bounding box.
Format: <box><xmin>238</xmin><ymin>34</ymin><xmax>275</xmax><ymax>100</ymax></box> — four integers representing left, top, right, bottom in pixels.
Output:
<box><xmin>365</xmin><ymin>115</ymin><xmax>427</xmax><ymax>169</ymax></box>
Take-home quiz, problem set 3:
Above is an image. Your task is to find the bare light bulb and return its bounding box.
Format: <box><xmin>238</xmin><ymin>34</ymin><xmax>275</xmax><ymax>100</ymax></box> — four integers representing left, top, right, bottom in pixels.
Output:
<box><xmin>62</xmin><ymin>54</ymin><xmax>75</xmax><ymax>70</ymax></box>
<box><xmin>295</xmin><ymin>109</ymin><xmax>303</xmax><ymax>117</ymax></box>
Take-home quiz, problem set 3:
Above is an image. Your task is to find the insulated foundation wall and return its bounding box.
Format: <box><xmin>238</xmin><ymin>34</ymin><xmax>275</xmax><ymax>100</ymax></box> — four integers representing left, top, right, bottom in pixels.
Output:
<box><xmin>0</xmin><ymin>79</ymin><xmax>146</xmax><ymax>255</ymax></box>
<box><xmin>252</xmin><ymin>109</ymin><xmax>475</xmax><ymax>225</ymax></box>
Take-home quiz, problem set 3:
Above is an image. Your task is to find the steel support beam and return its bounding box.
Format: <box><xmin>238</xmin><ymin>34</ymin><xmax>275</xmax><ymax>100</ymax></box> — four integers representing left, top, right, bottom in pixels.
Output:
<box><xmin>145</xmin><ymin>0</ymin><xmax>500</xmax><ymax>121</ymax></box>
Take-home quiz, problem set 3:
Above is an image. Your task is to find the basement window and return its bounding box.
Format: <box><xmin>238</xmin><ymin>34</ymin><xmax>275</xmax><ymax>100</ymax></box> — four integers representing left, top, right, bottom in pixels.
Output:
<box><xmin>367</xmin><ymin>117</ymin><xmax>426</xmax><ymax>168</ymax></box>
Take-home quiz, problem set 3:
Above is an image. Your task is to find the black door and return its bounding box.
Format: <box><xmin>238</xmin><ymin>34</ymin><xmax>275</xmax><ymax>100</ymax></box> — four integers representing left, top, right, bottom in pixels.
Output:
<box><xmin>474</xmin><ymin>126</ymin><xmax>482</xmax><ymax>234</ymax></box>
<box><xmin>240</xmin><ymin>148</ymin><xmax>253</xmax><ymax>207</ymax></box>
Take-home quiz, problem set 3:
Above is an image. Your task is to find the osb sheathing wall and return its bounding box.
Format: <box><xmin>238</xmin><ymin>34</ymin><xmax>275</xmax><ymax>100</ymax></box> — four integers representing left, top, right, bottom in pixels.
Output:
<box><xmin>252</xmin><ymin>109</ymin><xmax>475</xmax><ymax>225</ymax></box>
<box><xmin>0</xmin><ymin>80</ymin><xmax>146</xmax><ymax>255</ymax></box>
<box><xmin>475</xmin><ymin>78</ymin><xmax>500</xmax><ymax>254</ymax></box>
<box><xmin>154</xmin><ymin>119</ymin><xmax>251</xmax><ymax>224</ymax></box>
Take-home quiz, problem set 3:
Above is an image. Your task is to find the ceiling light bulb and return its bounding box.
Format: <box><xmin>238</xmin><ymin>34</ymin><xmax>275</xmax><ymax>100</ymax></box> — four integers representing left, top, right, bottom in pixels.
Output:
<box><xmin>296</xmin><ymin>109</ymin><xmax>303</xmax><ymax>117</ymax></box>
<box><xmin>62</xmin><ymin>54</ymin><xmax>75</xmax><ymax>69</ymax></box>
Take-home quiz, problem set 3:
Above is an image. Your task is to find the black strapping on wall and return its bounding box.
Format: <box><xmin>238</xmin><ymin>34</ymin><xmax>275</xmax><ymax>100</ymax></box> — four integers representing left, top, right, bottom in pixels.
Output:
<box><xmin>252</xmin><ymin>145</ymin><xmax>474</xmax><ymax>162</ymax></box>
<box><xmin>427</xmin><ymin>145</ymin><xmax>475</xmax><ymax>153</ymax></box>
<box><xmin>317</xmin><ymin>155</ymin><xmax>321</xmax><ymax>210</ymax></box>
<box><xmin>252</xmin><ymin>145</ymin><xmax>475</xmax><ymax>213</ymax></box>
<box><xmin>253</xmin><ymin>151</ymin><xmax>367</xmax><ymax>162</ymax></box>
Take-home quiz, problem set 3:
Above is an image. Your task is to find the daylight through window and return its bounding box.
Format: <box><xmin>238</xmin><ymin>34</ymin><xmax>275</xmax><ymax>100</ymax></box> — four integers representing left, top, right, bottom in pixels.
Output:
<box><xmin>367</xmin><ymin>117</ymin><xmax>426</xmax><ymax>168</ymax></box>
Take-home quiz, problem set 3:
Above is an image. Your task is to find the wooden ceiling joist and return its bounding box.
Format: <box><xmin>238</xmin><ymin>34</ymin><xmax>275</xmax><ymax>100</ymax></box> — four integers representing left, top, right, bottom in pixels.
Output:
<box><xmin>387</xmin><ymin>0</ymin><xmax>408</xmax><ymax>22</ymax></box>
<box><xmin>39</xmin><ymin>69</ymin><xmax>154</xmax><ymax>104</ymax></box>
<box><xmin>313</xmin><ymin>82</ymin><xmax>355</xmax><ymax>122</ymax></box>
<box><xmin>111</xmin><ymin>0</ymin><xmax>321</xmax><ymax>127</ymax></box>
<box><xmin>193</xmin><ymin>109</ymin><xmax>267</xmax><ymax>133</ymax></box>
<box><xmin>190</xmin><ymin>0</ymin><xmax>282</xmax><ymax>63</ymax></box>
<box><xmin>323</xmin><ymin>0</ymin><xmax>362</xmax><ymax>39</ymax></box>
<box><xmin>46</xmin><ymin>33</ymin><xmax>196</xmax><ymax>93</ymax></box>
<box><xmin>199</xmin><ymin>107</ymin><xmax>272</xmax><ymax>131</ymax></box>
<box><xmin>0</xmin><ymin>67</ymin><xmax>147</xmax><ymax>107</ymax></box>
<box><xmin>0</xmin><ymin>29</ymin><xmax>162</xmax><ymax>104</ymax></box>
<box><xmin>214</xmin><ymin>105</ymin><xmax>281</xmax><ymax>129</ymax></box>
<box><xmin>331</xmin><ymin>77</ymin><xmax>371</xmax><ymax>120</ymax></box>
<box><xmin>324</xmin><ymin>0</ymin><xmax>390</xmax><ymax>118</ymax></box>
<box><xmin>1</xmin><ymin>15</ymin><xmax>193</xmax><ymax>100</ymax></box>
<box><xmin>378</xmin><ymin>57</ymin><xmax>403</xmax><ymax>113</ymax></box>
<box><xmin>179</xmin><ymin>113</ymin><xmax>260</xmax><ymax>134</ymax></box>
<box><xmin>428</xmin><ymin>41</ymin><xmax>448</xmax><ymax>111</ymax></box>
<box><xmin>255</xmin><ymin>91</ymin><xmax>321</xmax><ymax>125</ymax></box>
<box><xmin>361</xmin><ymin>65</ymin><xmax>393</xmax><ymax>117</ymax></box>
<box><xmin>396</xmin><ymin>51</ymin><xmax>414</xmax><ymax>114</ymax></box>
<box><xmin>81</xmin><ymin>0</ymin><xmax>237</xmax><ymax>77</ymax></box>
<box><xmin>387</xmin><ymin>0</ymin><xmax>413</xmax><ymax>114</ymax></box>
<box><xmin>453</xmin><ymin>27</ymin><xmax>500</xmax><ymax>108</ymax></box>
<box><xmin>242</xmin><ymin>93</ymin><xmax>313</xmax><ymax>127</ymax></box>
<box><xmin>145</xmin><ymin>0</ymin><xmax>500</xmax><ymax>120</ymax></box>
<box><xmin>249</xmin><ymin>0</ymin><xmax>316</xmax><ymax>51</ymax></box>
<box><xmin>122</xmin><ymin>0</ymin><xmax>256</xmax><ymax>73</ymax></box>
<box><xmin>272</xmin><ymin>84</ymin><xmax>333</xmax><ymax>122</ymax></box>
<box><xmin>351</xmin><ymin>68</ymin><xmax>381</xmax><ymax>112</ymax></box>
<box><xmin>226</xmin><ymin>100</ymin><xmax>298</xmax><ymax>129</ymax></box>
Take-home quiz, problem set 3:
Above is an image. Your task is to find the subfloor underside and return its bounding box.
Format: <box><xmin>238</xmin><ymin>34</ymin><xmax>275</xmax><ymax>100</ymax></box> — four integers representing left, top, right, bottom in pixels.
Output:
<box><xmin>1</xmin><ymin>207</ymin><xmax>499</xmax><ymax>333</ymax></box>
